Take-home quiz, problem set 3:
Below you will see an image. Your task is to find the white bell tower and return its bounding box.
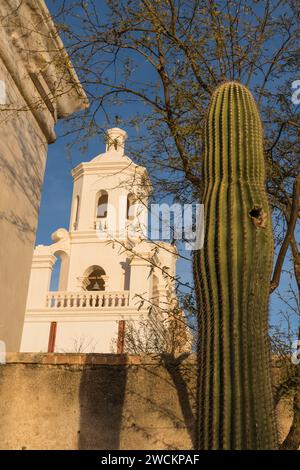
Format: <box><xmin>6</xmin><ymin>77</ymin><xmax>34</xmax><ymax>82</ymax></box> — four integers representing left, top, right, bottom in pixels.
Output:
<box><xmin>20</xmin><ymin>128</ymin><xmax>179</xmax><ymax>354</ymax></box>
<box><xmin>69</xmin><ymin>127</ymin><xmax>149</xmax><ymax>240</ymax></box>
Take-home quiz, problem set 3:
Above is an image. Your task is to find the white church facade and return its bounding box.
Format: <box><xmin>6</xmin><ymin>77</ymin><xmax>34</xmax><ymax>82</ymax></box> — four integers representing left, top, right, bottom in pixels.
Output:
<box><xmin>21</xmin><ymin>128</ymin><xmax>180</xmax><ymax>353</ymax></box>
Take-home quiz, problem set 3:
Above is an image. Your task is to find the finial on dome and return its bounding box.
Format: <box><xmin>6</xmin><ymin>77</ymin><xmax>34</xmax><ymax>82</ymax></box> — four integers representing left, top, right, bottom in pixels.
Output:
<box><xmin>105</xmin><ymin>128</ymin><xmax>128</xmax><ymax>155</ymax></box>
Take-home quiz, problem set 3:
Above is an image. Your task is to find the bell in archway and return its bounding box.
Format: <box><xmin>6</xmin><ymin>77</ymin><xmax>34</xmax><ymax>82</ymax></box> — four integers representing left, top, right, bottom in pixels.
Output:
<box><xmin>91</xmin><ymin>280</ymin><xmax>100</xmax><ymax>290</ymax></box>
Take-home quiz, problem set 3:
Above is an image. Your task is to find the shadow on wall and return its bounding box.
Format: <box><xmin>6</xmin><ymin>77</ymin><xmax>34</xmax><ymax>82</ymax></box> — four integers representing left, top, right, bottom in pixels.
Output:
<box><xmin>78</xmin><ymin>355</ymin><xmax>128</xmax><ymax>450</ymax></box>
<box><xmin>0</xmin><ymin>115</ymin><xmax>46</xmax><ymax>244</ymax></box>
<box><xmin>0</xmin><ymin>114</ymin><xmax>46</xmax><ymax>349</ymax></box>
<box><xmin>78</xmin><ymin>354</ymin><xmax>196</xmax><ymax>450</ymax></box>
<box><xmin>163</xmin><ymin>353</ymin><xmax>196</xmax><ymax>449</ymax></box>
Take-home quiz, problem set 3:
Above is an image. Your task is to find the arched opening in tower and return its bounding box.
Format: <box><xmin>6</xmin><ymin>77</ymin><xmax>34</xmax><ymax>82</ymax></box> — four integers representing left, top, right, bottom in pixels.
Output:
<box><xmin>84</xmin><ymin>266</ymin><xmax>106</xmax><ymax>291</ymax></box>
<box><xmin>96</xmin><ymin>191</ymin><xmax>108</xmax><ymax>219</ymax></box>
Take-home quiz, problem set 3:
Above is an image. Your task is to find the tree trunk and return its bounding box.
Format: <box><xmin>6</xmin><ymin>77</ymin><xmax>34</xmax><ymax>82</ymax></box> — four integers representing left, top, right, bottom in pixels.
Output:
<box><xmin>280</xmin><ymin>375</ymin><xmax>300</xmax><ymax>449</ymax></box>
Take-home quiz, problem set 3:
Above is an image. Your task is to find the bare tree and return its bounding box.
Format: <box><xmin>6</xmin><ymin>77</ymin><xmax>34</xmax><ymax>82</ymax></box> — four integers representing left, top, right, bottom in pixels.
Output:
<box><xmin>46</xmin><ymin>0</ymin><xmax>299</xmax><ymax>447</ymax></box>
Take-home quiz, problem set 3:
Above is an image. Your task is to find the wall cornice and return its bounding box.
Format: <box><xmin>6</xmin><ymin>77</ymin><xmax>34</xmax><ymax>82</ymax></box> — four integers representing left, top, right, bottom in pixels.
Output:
<box><xmin>24</xmin><ymin>307</ymin><xmax>149</xmax><ymax>322</ymax></box>
<box><xmin>4</xmin><ymin>352</ymin><xmax>196</xmax><ymax>365</ymax></box>
<box><xmin>31</xmin><ymin>254</ymin><xmax>56</xmax><ymax>270</ymax></box>
<box><xmin>0</xmin><ymin>0</ymin><xmax>88</xmax><ymax>143</ymax></box>
<box><xmin>71</xmin><ymin>160</ymin><xmax>150</xmax><ymax>183</ymax></box>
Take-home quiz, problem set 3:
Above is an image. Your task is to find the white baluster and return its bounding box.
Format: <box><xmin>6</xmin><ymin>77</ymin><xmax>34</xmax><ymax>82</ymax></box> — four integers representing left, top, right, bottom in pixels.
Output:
<box><xmin>45</xmin><ymin>291</ymin><xmax>131</xmax><ymax>309</ymax></box>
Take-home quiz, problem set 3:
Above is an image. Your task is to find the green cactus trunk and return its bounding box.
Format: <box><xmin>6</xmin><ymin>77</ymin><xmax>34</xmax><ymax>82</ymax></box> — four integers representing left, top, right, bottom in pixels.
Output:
<box><xmin>194</xmin><ymin>82</ymin><xmax>278</xmax><ymax>449</ymax></box>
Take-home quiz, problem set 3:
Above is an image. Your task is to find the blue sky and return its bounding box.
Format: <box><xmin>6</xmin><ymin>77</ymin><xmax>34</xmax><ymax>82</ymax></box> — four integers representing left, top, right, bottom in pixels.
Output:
<box><xmin>41</xmin><ymin>0</ymin><xmax>298</xmax><ymax>339</ymax></box>
<box><xmin>38</xmin><ymin>120</ymin><xmax>298</xmax><ymax>337</ymax></box>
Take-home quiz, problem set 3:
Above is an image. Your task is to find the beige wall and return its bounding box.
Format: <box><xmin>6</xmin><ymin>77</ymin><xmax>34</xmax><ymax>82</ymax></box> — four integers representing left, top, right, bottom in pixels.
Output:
<box><xmin>0</xmin><ymin>56</ymin><xmax>48</xmax><ymax>352</ymax></box>
<box><xmin>0</xmin><ymin>354</ymin><xmax>196</xmax><ymax>450</ymax></box>
<box><xmin>0</xmin><ymin>353</ymin><xmax>294</xmax><ymax>450</ymax></box>
<box><xmin>0</xmin><ymin>0</ymin><xmax>88</xmax><ymax>351</ymax></box>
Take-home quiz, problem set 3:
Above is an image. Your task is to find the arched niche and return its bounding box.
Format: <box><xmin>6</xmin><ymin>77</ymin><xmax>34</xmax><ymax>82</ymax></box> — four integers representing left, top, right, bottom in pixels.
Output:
<box><xmin>73</xmin><ymin>195</ymin><xmax>80</xmax><ymax>230</ymax></box>
<box><xmin>126</xmin><ymin>193</ymin><xmax>136</xmax><ymax>221</ymax></box>
<box><xmin>82</xmin><ymin>265</ymin><xmax>106</xmax><ymax>291</ymax></box>
<box><xmin>96</xmin><ymin>190</ymin><xmax>108</xmax><ymax>219</ymax></box>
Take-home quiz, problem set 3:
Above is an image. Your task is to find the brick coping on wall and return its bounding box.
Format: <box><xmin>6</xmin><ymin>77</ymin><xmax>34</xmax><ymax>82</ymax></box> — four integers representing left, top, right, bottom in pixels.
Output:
<box><xmin>3</xmin><ymin>353</ymin><xmax>196</xmax><ymax>366</ymax></box>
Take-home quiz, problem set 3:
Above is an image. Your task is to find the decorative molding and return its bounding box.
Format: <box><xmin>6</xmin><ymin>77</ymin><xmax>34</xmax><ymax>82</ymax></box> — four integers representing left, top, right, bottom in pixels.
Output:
<box><xmin>31</xmin><ymin>253</ymin><xmax>56</xmax><ymax>270</ymax></box>
<box><xmin>24</xmin><ymin>307</ymin><xmax>148</xmax><ymax>323</ymax></box>
<box><xmin>71</xmin><ymin>160</ymin><xmax>150</xmax><ymax>184</ymax></box>
<box><xmin>0</xmin><ymin>0</ymin><xmax>88</xmax><ymax>142</ymax></box>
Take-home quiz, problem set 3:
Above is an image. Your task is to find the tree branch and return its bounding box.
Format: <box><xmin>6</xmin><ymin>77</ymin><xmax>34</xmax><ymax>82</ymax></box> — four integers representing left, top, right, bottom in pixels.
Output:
<box><xmin>270</xmin><ymin>174</ymin><xmax>300</xmax><ymax>293</ymax></box>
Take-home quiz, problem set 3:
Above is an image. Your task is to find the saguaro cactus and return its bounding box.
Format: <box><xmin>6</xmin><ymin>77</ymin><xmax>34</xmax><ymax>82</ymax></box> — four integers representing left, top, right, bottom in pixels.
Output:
<box><xmin>194</xmin><ymin>82</ymin><xmax>278</xmax><ymax>449</ymax></box>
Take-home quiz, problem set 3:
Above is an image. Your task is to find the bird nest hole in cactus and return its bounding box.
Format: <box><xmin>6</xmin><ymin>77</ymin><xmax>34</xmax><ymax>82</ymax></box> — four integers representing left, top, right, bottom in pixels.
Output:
<box><xmin>249</xmin><ymin>206</ymin><xmax>268</xmax><ymax>228</ymax></box>
<box><xmin>249</xmin><ymin>206</ymin><xmax>262</xmax><ymax>218</ymax></box>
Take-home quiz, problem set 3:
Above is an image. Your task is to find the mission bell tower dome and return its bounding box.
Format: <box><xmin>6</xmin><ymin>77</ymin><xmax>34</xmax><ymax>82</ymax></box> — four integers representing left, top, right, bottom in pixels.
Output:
<box><xmin>21</xmin><ymin>129</ymin><xmax>179</xmax><ymax>354</ymax></box>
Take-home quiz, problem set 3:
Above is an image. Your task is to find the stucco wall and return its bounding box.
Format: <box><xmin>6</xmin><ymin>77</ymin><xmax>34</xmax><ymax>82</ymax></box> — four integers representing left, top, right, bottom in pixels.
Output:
<box><xmin>0</xmin><ymin>353</ymin><xmax>293</xmax><ymax>450</ymax></box>
<box><xmin>0</xmin><ymin>0</ymin><xmax>88</xmax><ymax>352</ymax></box>
<box><xmin>0</xmin><ymin>56</ymin><xmax>48</xmax><ymax>352</ymax></box>
<box><xmin>0</xmin><ymin>354</ymin><xmax>195</xmax><ymax>450</ymax></box>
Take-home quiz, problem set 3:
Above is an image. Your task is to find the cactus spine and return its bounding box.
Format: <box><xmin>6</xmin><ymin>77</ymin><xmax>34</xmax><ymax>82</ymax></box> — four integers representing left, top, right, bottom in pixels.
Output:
<box><xmin>194</xmin><ymin>82</ymin><xmax>278</xmax><ymax>449</ymax></box>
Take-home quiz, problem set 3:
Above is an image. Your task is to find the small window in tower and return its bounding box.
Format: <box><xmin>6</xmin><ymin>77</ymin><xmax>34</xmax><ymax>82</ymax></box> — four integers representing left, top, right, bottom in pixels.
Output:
<box><xmin>97</xmin><ymin>191</ymin><xmax>108</xmax><ymax>218</ymax></box>
<box><xmin>127</xmin><ymin>193</ymin><xmax>136</xmax><ymax>221</ymax></box>
<box><xmin>73</xmin><ymin>195</ymin><xmax>80</xmax><ymax>230</ymax></box>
